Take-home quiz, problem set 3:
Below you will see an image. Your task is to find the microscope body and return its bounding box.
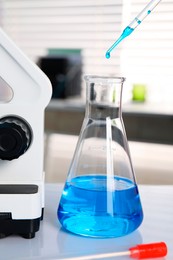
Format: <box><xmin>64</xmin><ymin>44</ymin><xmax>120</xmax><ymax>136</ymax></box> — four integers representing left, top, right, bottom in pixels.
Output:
<box><xmin>0</xmin><ymin>28</ymin><xmax>52</xmax><ymax>238</ymax></box>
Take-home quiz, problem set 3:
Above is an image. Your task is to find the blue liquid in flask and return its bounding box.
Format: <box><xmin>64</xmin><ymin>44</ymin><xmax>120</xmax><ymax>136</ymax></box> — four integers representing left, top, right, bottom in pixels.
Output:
<box><xmin>58</xmin><ymin>175</ymin><xmax>143</xmax><ymax>238</ymax></box>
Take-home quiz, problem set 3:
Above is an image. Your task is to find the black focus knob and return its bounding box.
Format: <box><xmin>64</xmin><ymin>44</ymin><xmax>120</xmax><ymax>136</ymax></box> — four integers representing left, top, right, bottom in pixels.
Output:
<box><xmin>0</xmin><ymin>116</ymin><xmax>32</xmax><ymax>160</ymax></box>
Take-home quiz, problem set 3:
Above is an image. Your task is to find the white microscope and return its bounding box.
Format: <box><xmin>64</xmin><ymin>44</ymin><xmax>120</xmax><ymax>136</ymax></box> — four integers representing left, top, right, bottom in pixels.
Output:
<box><xmin>0</xmin><ymin>28</ymin><xmax>52</xmax><ymax>238</ymax></box>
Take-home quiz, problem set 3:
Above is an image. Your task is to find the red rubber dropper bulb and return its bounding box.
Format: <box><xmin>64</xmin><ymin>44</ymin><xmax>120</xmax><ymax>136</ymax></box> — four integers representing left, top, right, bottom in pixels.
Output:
<box><xmin>129</xmin><ymin>242</ymin><xmax>167</xmax><ymax>259</ymax></box>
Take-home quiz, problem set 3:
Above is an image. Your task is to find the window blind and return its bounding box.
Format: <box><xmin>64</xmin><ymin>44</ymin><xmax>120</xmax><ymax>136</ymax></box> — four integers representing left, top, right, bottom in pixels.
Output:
<box><xmin>0</xmin><ymin>0</ymin><xmax>124</xmax><ymax>77</ymax></box>
<box><xmin>1</xmin><ymin>0</ymin><xmax>173</xmax><ymax>102</ymax></box>
<box><xmin>121</xmin><ymin>0</ymin><xmax>173</xmax><ymax>102</ymax></box>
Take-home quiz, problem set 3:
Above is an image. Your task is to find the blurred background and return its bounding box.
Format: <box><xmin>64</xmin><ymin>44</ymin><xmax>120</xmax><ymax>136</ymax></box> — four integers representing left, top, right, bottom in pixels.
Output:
<box><xmin>0</xmin><ymin>0</ymin><xmax>173</xmax><ymax>184</ymax></box>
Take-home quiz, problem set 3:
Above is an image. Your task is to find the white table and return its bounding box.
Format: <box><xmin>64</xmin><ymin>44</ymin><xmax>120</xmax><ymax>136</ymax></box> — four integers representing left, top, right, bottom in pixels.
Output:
<box><xmin>0</xmin><ymin>184</ymin><xmax>173</xmax><ymax>259</ymax></box>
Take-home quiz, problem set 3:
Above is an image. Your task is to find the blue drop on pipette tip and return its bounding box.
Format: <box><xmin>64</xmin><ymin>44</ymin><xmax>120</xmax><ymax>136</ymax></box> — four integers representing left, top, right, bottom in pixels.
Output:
<box><xmin>148</xmin><ymin>10</ymin><xmax>151</xmax><ymax>14</ymax></box>
<box><xmin>105</xmin><ymin>26</ymin><xmax>134</xmax><ymax>59</ymax></box>
<box><xmin>105</xmin><ymin>52</ymin><xmax>110</xmax><ymax>59</ymax></box>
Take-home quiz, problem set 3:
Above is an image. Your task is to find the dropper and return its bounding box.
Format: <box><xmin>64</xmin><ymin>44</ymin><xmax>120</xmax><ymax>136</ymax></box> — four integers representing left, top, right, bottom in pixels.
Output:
<box><xmin>105</xmin><ymin>0</ymin><xmax>162</xmax><ymax>59</ymax></box>
<box><xmin>59</xmin><ymin>242</ymin><xmax>167</xmax><ymax>260</ymax></box>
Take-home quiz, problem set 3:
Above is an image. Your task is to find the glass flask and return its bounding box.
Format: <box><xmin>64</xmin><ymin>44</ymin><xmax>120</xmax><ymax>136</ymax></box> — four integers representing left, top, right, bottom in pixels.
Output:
<box><xmin>57</xmin><ymin>75</ymin><xmax>143</xmax><ymax>238</ymax></box>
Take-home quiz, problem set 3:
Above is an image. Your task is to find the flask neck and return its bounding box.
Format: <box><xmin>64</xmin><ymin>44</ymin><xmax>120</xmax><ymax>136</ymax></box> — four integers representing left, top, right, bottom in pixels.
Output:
<box><xmin>84</xmin><ymin>76</ymin><xmax>125</xmax><ymax>119</ymax></box>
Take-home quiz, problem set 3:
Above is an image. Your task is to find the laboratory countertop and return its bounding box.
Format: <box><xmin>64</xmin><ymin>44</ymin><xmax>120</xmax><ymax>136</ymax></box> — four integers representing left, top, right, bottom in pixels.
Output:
<box><xmin>47</xmin><ymin>99</ymin><xmax>173</xmax><ymax>115</ymax></box>
<box><xmin>45</xmin><ymin>99</ymin><xmax>173</xmax><ymax>144</ymax></box>
<box><xmin>0</xmin><ymin>184</ymin><xmax>173</xmax><ymax>260</ymax></box>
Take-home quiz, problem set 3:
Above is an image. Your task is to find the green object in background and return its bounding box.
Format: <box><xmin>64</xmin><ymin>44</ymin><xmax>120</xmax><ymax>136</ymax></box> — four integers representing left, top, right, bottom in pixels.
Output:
<box><xmin>48</xmin><ymin>48</ymin><xmax>81</xmax><ymax>55</ymax></box>
<box><xmin>132</xmin><ymin>84</ymin><xmax>147</xmax><ymax>102</ymax></box>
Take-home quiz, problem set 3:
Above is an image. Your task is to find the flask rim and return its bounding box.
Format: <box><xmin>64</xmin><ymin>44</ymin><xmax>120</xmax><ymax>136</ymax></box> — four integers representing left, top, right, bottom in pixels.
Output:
<box><xmin>84</xmin><ymin>75</ymin><xmax>126</xmax><ymax>83</ymax></box>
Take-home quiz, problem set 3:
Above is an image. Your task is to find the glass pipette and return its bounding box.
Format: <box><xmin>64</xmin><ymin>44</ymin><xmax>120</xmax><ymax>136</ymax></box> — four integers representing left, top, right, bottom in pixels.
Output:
<box><xmin>59</xmin><ymin>242</ymin><xmax>167</xmax><ymax>260</ymax></box>
<box><xmin>105</xmin><ymin>0</ymin><xmax>162</xmax><ymax>59</ymax></box>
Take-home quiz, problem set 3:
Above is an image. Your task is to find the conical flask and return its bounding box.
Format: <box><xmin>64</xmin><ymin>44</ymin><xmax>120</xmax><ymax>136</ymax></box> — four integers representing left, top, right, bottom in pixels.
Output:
<box><xmin>58</xmin><ymin>75</ymin><xmax>143</xmax><ymax>238</ymax></box>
